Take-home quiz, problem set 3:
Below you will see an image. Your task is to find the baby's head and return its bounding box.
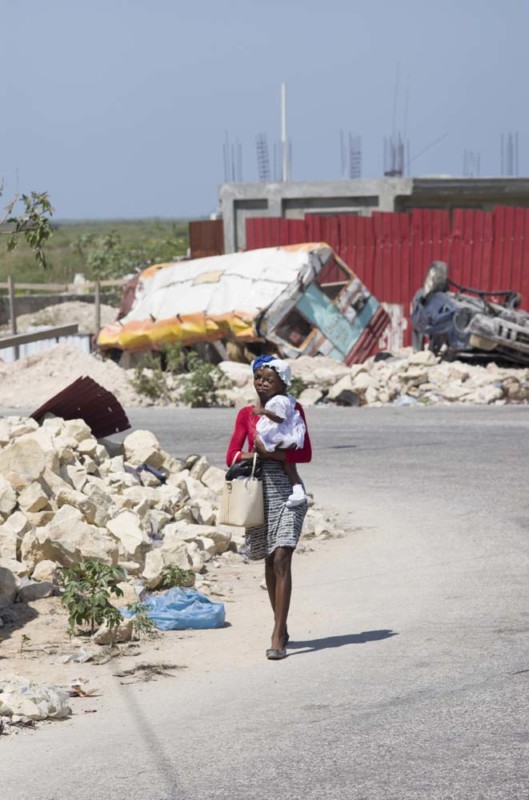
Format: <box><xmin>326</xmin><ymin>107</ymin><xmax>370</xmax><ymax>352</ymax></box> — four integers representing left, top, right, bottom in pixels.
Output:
<box><xmin>252</xmin><ymin>355</ymin><xmax>291</xmax><ymax>401</ymax></box>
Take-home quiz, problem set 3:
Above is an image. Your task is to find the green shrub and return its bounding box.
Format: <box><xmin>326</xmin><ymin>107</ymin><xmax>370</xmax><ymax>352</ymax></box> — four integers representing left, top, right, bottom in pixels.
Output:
<box><xmin>130</xmin><ymin>346</ymin><xmax>233</xmax><ymax>406</ymax></box>
<box><xmin>127</xmin><ymin>602</ymin><xmax>157</xmax><ymax>640</ymax></box>
<box><xmin>289</xmin><ymin>375</ymin><xmax>307</xmax><ymax>398</ymax></box>
<box><xmin>179</xmin><ymin>352</ymin><xmax>232</xmax><ymax>408</ymax></box>
<box><xmin>164</xmin><ymin>342</ymin><xmax>187</xmax><ymax>374</ymax></box>
<box><xmin>60</xmin><ymin>559</ymin><xmax>125</xmax><ymax>635</ymax></box>
<box><xmin>159</xmin><ymin>564</ymin><xmax>196</xmax><ymax>589</ymax></box>
<box><xmin>130</xmin><ymin>352</ymin><xmax>168</xmax><ymax>401</ymax></box>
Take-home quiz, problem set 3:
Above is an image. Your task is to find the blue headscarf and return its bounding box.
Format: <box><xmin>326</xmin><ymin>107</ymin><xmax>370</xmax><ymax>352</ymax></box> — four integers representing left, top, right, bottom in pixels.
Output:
<box><xmin>251</xmin><ymin>355</ymin><xmax>275</xmax><ymax>372</ymax></box>
<box><xmin>251</xmin><ymin>355</ymin><xmax>292</xmax><ymax>387</ymax></box>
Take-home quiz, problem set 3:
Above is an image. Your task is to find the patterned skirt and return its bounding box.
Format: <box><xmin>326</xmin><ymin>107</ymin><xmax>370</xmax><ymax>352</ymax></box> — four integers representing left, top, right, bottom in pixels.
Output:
<box><xmin>244</xmin><ymin>460</ymin><xmax>308</xmax><ymax>561</ymax></box>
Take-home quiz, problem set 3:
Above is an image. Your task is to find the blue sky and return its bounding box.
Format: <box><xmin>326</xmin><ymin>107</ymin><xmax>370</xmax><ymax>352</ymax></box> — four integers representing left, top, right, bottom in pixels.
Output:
<box><xmin>0</xmin><ymin>0</ymin><xmax>526</xmax><ymax>219</ymax></box>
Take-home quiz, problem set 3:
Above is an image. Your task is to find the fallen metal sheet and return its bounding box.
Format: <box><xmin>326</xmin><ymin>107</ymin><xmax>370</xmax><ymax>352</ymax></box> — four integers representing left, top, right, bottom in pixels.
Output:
<box><xmin>31</xmin><ymin>376</ymin><xmax>130</xmax><ymax>438</ymax></box>
<box><xmin>97</xmin><ymin>243</ymin><xmax>390</xmax><ymax>364</ymax></box>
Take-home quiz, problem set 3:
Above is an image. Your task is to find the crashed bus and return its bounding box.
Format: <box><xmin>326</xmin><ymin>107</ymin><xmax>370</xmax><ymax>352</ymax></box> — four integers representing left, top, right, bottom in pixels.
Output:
<box><xmin>97</xmin><ymin>243</ymin><xmax>389</xmax><ymax>364</ymax></box>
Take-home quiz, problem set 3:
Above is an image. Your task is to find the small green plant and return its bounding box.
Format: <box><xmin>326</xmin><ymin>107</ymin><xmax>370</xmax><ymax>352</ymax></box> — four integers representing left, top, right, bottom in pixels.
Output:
<box><xmin>179</xmin><ymin>352</ymin><xmax>233</xmax><ymax>408</ymax></box>
<box><xmin>19</xmin><ymin>634</ymin><xmax>31</xmax><ymax>653</ymax></box>
<box><xmin>130</xmin><ymin>352</ymin><xmax>168</xmax><ymax>401</ymax></box>
<box><xmin>163</xmin><ymin>341</ymin><xmax>187</xmax><ymax>374</ymax></box>
<box><xmin>1</xmin><ymin>187</ymin><xmax>54</xmax><ymax>269</ymax></box>
<box><xmin>159</xmin><ymin>564</ymin><xmax>195</xmax><ymax>589</ymax></box>
<box><xmin>60</xmin><ymin>559</ymin><xmax>125</xmax><ymax>635</ymax></box>
<box><xmin>289</xmin><ymin>375</ymin><xmax>307</xmax><ymax>398</ymax></box>
<box><xmin>127</xmin><ymin>602</ymin><xmax>157</xmax><ymax>640</ymax></box>
<box><xmin>129</xmin><ymin>346</ymin><xmax>233</xmax><ymax>406</ymax></box>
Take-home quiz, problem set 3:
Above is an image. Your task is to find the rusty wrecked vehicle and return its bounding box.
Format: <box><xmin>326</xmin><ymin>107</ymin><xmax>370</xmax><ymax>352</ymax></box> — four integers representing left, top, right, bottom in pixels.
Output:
<box><xmin>411</xmin><ymin>261</ymin><xmax>529</xmax><ymax>365</ymax></box>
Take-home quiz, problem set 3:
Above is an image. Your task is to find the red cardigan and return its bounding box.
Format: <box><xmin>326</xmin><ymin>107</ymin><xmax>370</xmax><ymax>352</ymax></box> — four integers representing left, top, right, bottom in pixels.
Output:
<box><xmin>226</xmin><ymin>403</ymin><xmax>312</xmax><ymax>467</ymax></box>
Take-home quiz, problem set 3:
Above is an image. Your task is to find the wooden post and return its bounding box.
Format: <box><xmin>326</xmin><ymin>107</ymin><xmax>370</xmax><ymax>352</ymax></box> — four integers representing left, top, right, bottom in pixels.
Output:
<box><xmin>94</xmin><ymin>280</ymin><xmax>101</xmax><ymax>338</ymax></box>
<box><xmin>7</xmin><ymin>275</ymin><xmax>19</xmax><ymax>360</ymax></box>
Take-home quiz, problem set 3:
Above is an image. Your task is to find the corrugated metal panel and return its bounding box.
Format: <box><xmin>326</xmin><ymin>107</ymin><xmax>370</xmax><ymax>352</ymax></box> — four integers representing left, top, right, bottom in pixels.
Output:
<box><xmin>344</xmin><ymin>306</ymin><xmax>391</xmax><ymax>364</ymax></box>
<box><xmin>31</xmin><ymin>377</ymin><xmax>131</xmax><ymax>438</ymax></box>
<box><xmin>521</xmin><ymin>210</ymin><xmax>529</xmax><ymax>305</ymax></box>
<box><xmin>511</xmin><ymin>207</ymin><xmax>524</xmax><ymax>292</ymax></box>
<box><xmin>189</xmin><ymin>220</ymin><xmax>224</xmax><ymax>259</ymax></box>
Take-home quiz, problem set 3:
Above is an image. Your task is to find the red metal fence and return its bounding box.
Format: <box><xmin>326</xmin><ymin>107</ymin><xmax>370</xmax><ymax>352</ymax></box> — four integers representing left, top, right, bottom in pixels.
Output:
<box><xmin>246</xmin><ymin>207</ymin><xmax>529</xmax><ymax>346</ymax></box>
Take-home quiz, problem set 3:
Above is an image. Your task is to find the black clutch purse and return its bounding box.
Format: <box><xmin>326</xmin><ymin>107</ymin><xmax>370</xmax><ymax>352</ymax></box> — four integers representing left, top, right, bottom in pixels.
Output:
<box><xmin>225</xmin><ymin>454</ymin><xmax>263</xmax><ymax>481</ymax></box>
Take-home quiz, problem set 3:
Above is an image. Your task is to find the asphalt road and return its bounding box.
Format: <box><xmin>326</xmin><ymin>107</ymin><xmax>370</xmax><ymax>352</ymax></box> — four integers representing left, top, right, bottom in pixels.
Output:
<box><xmin>2</xmin><ymin>405</ymin><xmax>529</xmax><ymax>799</ymax></box>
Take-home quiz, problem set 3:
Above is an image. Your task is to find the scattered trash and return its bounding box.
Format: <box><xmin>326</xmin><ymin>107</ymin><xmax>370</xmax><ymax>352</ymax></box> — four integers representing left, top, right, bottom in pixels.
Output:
<box><xmin>0</xmin><ymin>675</ymin><xmax>71</xmax><ymax>721</ymax></box>
<box><xmin>391</xmin><ymin>394</ymin><xmax>418</xmax><ymax>407</ymax></box>
<box><xmin>68</xmin><ymin>679</ymin><xmax>98</xmax><ymax>698</ymax></box>
<box><xmin>112</xmin><ymin>663</ymin><xmax>182</xmax><ymax>684</ymax></box>
<box><xmin>122</xmin><ymin>587</ymin><xmax>225</xmax><ymax>631</ymax></box>
<box><xmin>54</xmin><ymin>646</ymin><xmax>94</xmax><ymax>665</ymax></box>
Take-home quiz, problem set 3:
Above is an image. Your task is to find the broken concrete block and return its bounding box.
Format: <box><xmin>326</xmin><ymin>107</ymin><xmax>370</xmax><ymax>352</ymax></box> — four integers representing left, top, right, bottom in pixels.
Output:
<box><xmin>17</xmin><ymin>481</ymin><xmax>51</xmax><ymax>514</ymax></box>
<box><xmin>110</xmin><ymin>581</ymin><xmax>145</xmax><ymax>609</ymax></box>
<box><xmin>56</xmin><ymin>488</ymin><xmax>97</xmax><ymax>524</ymax></box>
<box><xmin>62</xmin><ymin>418</ymin><xmax>92</xmax><ymax>443</ymax></box>
<box><xmin>190</xmin><ymin>499</ymin><xmax>217</xmax><ymax>526</ymax></box>
<box><xmin>408</xmin><ymin>350</ymin><xmax>438</xmax><ymax>367</ymax></box>
<box><xmin>31</xmin><ymin>559</ymin><xmax>60</xmax><ymax>583</ymax></box>
<box><xmin>0</xmin><ymin>439</ymin><xmax>47</xmax><ymax>490</ymax></box>
<box><xmin>0</xmin><ymin>477</ymin><xmax>17</xmax><ymax>519</ymax></box>
<box><xmin>2</xmin><ymin>510</ymin><xmax>30</xmax><ymax>538</ymax></box>
<box><xmin>17</xmin><ymin>580</ymin><xmax>56</xmax><ymax>603</ymax></box>
<box><xmin>159</xmin><ymin>535</ymin><xmax>192</xmax><ymax>570</ymax></box>
<box><xmin>201</xmin><ymin>466</ymin><xmax>225</xmax><ymax>494</ymax></box>
<box><xmin>80</xmin><ymin>455</ymin><xmax>98</xmax><ymax>474</ymax></box>
<box><xmin>106</xmin><ymin>511</ymin><xmax>150</xmax><ymax>561</ymax></box>
<box><xmin>6</xmin><ymin>417</ymin><xmax>39</xmax><ymax>438</ymax></box>
<box><xmin>118</xmin><ymin>561</ymin><xmax>141</xmax><ymax>578</ymax></box>
<box><xmin>186</xmin><ymin>541</ymin><xmax>208</xmax><ymax>573</ymax></box>
<box><xmin>0</xmin><ymin>558</ymin><xmax>29</xmax><ymax>579</ymax></box>
<box><xmin>77</xmin><ymin>437</ymin><xmax>98</xmax><ymax>456</ymax></box>
<box><xmin>61</xmin><ymin>463</ymin><xmax>88</xmax><ymax>492</ymax></box>
<box><xmin>93</xmin><ymin>617</ymin><xmax>133</xmax><ymax>645</ymax></box>
<box><xmin>0</xmin><ymin>566</ymin><xmax>17</xmax><ymax>606</ymax></box>
<box><xmin>123</xmin><ymin>429</ymin><xmax>164</xmax><ymax>468</ymax></box>
<box><xmin>142</xmin><ymin>549</ymin><xmax>165</xmax><ymax>589</ymax></box>
<box><xmin>298</xmin><ymin>387</ymin><xmax>324</xmax><ymax>406</ymax></box>
<box><xmin>25</xmin><ymin>511</ymin><xmax>55</xmax><ymax>528</ymax></box>
<box><xmin>0</xmin><ymin>527</ymin><xmax>18</xmax><ymax>561</ymax></box>
<box><xmin>161</xmin><ymin>454</ymin><xmax>186</xmax><ymax>474</ymax></box>
<box><xmin>21</xmin><ymin>506</ymin><xmax>119</xmax><ymax>569</ymax></box>
<box><xmin>190</xmin><ymin>456</ymin><xmax>210</xmax><ymax>482</ymax></box>
<box><xmin>42</xmin><ymin>466</ymin><xmax>74</xmax><ymax>497</ymax></box>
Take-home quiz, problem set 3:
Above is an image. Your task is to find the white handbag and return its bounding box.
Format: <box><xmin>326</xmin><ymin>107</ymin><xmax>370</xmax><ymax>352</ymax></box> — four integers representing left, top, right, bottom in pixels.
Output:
<box><xmin>218</xmin><ymin>453</ymin><xmax>264</xmax><ymax>528</ymax></box>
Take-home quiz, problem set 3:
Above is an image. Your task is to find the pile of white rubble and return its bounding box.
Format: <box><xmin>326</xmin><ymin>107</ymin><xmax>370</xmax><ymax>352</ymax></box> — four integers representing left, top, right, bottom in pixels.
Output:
<box><xmin>2</xmin><ymin>344</ymin><xmax>529</xmax><ymax>411</ymax></box>
<box><xmin>221</xmin><ymin>350</ymin><xmax>529</xmax><ymax>408</ymax></box>
<box><xmin>0</xmin><ymin>415</ymin><xmax>336</xmax><ymax>606</ymax></box>
<box><xmin>0</xmin><ymin>414</ymin><xmax>338</xmax><ymax>730</ymax></box>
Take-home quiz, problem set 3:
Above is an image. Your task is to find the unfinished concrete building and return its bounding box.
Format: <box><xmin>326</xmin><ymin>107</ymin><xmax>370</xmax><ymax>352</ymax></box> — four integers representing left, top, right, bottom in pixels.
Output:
<box><xmin>219</xmin><ymin>177</ymin><xmax>529</xmax><ymax>253</ymax></box>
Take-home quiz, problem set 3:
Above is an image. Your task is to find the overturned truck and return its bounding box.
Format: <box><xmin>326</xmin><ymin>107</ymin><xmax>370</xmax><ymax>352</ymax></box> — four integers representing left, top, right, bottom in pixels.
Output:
<box><xmin>97</xmin><ymin>243</ymin><xmax>389</xmax><ymax>364</ymax></box>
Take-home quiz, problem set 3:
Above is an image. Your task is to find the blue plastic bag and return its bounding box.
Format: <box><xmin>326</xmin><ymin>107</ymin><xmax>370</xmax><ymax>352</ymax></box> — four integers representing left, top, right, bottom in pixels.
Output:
<box><xmin>123</xmin><ymin>587</ymin><xmax>225</xmax><ymax>631</ymax></box>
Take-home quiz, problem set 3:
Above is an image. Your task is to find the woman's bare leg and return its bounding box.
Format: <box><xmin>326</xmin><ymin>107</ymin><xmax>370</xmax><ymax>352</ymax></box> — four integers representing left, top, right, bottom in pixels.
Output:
<box><xmin>265</xmin><ymin>547</ymin><xmax>293</xmax><ymax>650</ymax></box>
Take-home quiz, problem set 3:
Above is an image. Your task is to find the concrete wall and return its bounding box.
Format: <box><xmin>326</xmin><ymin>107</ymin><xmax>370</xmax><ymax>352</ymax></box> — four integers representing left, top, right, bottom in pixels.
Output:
<box><xmin>219</xmin><ymin>177</ymin><xmax>529</xmax><ymax>253</ymax></box>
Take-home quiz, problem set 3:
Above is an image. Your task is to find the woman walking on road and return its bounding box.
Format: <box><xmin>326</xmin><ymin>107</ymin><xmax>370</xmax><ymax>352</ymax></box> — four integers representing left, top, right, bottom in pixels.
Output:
<box><xmin>226</xmin><ymin>355</ymin><xmax>312</xmax><ymax>660</ymax></box>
